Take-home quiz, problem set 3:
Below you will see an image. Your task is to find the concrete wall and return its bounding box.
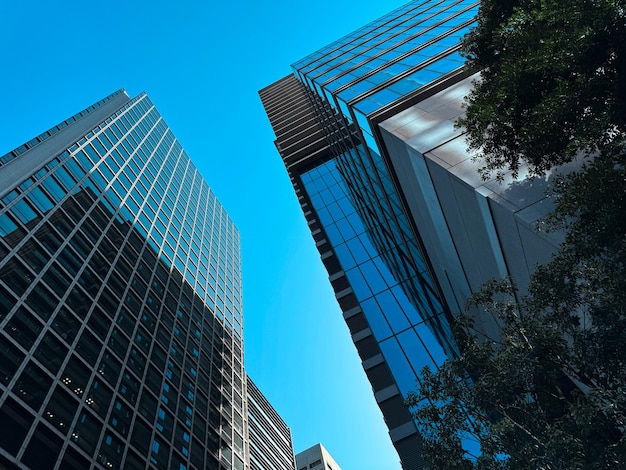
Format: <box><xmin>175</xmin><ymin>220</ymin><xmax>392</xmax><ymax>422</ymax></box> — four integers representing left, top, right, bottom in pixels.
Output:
<box><xmin>378</xmin><ymin>76</ymin><xmax>567</xmax><ymax>333</ymax></box>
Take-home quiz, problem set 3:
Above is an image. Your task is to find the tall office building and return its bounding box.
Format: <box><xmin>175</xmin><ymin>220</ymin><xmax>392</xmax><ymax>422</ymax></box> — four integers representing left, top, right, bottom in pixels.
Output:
<box><xmin>246</xmin><ymin>377</ymin><xmax>296</xmax><ymax>470</ymax></box>
<box><xmin>0</xmin><ymin>90</ymin><xmax>292</xmax><ymax>470</ymax></box>
<box><xmin>260</xmin><ymin>0</ymin><xmax>560</xmax><ymax>468</ymax></box>
<box><xmin>295</xmin><ymin>443</ymin><xmax>341</xmax><ymax>470</ymax></box>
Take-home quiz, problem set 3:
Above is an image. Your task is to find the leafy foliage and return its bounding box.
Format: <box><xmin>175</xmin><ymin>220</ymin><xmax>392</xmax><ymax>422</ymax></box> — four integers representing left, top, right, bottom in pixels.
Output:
<box><xmin>407</xmin><ymin>145</ymin><xmax>626</xmax><ymax>468</ymax></box>
<box><xmin>407</xmin><ymin>1</ymin><xmax>626</xmax><ymax>466</ymax></box>
<box><xmin>459</xmin><ymin>0</ymin><xmax>626</xmax><ymax>179</ymax></box>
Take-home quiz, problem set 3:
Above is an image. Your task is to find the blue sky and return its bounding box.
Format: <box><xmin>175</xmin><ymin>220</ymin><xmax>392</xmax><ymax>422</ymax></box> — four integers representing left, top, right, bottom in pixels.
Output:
<box><xmin>0</xmin><ymin>1</ymin><xmax>408</xmax><ymax>468</ymax></box>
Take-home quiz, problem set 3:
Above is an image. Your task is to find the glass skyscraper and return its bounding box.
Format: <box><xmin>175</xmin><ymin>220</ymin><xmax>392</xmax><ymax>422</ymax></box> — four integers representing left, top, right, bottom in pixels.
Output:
<box><xmin>260</xmin><ymin>1</ymin><xmax>483</xmax><ymax>468</ymax></box>
<box><xmin>262</xmin><ymin>0</ymin><xmax>562</xmax><ymax>467</ymax></box>
<box><xmin>291</xmin><ymin>0</ymin><xmax>477</xmax><ymax>148</ymax></box>
<box><xmin>0</xmin><ymin>90</ymin><xmax>292</xmax><ymax>469</ymax></box>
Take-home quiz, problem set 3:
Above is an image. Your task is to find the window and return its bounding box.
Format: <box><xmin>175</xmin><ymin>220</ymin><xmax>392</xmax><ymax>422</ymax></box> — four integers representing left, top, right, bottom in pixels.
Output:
<box><xmin>98</xmin><ymin>350</ymin><xmax>122</xmax><ymax>385</ymax></box>
<box><xmin>119</xmin><ymin>371</ymin><xmax>139</xmax><ymax>404</ymax></box>
<box><xmin>131</xmin><ymin>417</ymin><xmax>152</xmax><ymax>451</ymax></box>
<box><xmin>108</xmin><ymin>327</ymin><xmax>129</xmax><ymax>358</ymax></box>
<box><xmin>75</xmin><ymin>330</ymin><xmax>100</xmax><ymax>367</ymax></box>
<box><xmin>22</xmin><ymin>423</ymin><xmax>63</xmax><ymax>468</ymax></box>
<box><xmin>34</xmin><ymin>332</ymin><xmax>67</xmax><ymax>374</ymax></box>
<box><xmin>45</xmin><ymin>386</ymin><xmax>78</xmax><ymax>434</ymax></box>
<box><xmin>4</xmin><ymin>307</ymin><xmax>43</xmax><ymax>349</ymax></box>
<box><xmin>86</xmin><ymin>379</ymin><xmax>112</xmax><ymax>419</ymax></box>
<box><xmin>0</xmin><ymin>258</ymin><xmax>34</xmax><ymax>298</ymax></box>
<box><xmin>108</xmin><ymin>399</ymin><xmax>131</xmax><ymax>436</ymax></box>
<box><xmin>0</xmin><ymin>336</ymin><xmax>24</xmax><ymax>384</ymax></box>
<box><xmin>11</xmin><ymin>199</ymin><xmax>38</xmax><ymax>224</ymax></box>
<box><xmin>62</xmin><ymin>355</ymin><xmax>90</xmax><ymax>397</ymax></box>
<box><xmin>42</xmin><ymin>262</ymin><xmax>71</xmax><ymax>297</ymax></box>
<box><xmin>0</xmin><ymin>213</ymin><xmax>18</xmax><ymax>237</ymax></box>
<box><xmin>28</xmin><ymin>187</ymin><xmax>54</xmax><ymax>213</ymax></box>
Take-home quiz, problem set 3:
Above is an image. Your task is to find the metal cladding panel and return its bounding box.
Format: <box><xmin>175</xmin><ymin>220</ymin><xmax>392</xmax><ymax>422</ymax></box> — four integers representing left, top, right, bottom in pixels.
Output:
<box><xmin>259</xmin><ymin>75</ymin><xmax>337</xmax><ymax>170</ymax></box>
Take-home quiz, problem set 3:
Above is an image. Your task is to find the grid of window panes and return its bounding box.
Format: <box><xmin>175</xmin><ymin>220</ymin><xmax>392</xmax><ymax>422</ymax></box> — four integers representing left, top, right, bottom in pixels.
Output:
<box><xmin>293</xmin><ymin>0</ymin><xmax>477</xmax><ymax>115</ymax></box>
<box><xmin>300</xmin><ymin>157</ymin><xmax>456</xmax><ymax>395</ymax></box>
<box><xmin>247</xmin><ymin>378</ymin><xmax>295</xmax><ymax>470</ymax></box>
<box><xmin>0</xmin><ymin>94</ymin><xmax>245</xmax><ymax>469</ymax></box>
<box><xmin>292</xmin><ymin>0</ymin><xmax>477</xmax><ymax>151</ymax></box>
<box><xmin>0</xmin><ymin>93</ymin><xmax>242</xmax><ymax>340</ymax></box>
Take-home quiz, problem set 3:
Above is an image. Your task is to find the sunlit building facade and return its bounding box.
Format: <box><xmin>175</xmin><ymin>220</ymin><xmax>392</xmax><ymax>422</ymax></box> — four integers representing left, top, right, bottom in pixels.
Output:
<box><xmin>258</xmin><ymin>0</ymin><xmax>523</xmax><ymax>468</ymax></box>
<box><xmin>295</xmin><ymin>443</ymin><xmax>341</xmax><ymax>470</ymax></box>
<box><xmin>246</xmin><ymin>377</ymin><xmax>296</xmax><ymax>470</ymax></box>
<box><xmin>0</xmin><ymin>91</ymin><xmax>251</xmax><ymax>469</ymax></box>
<box><xmin>262</xmin><ymin>0</ymin><xmax>564</xmax><ymax>466</ymax></box>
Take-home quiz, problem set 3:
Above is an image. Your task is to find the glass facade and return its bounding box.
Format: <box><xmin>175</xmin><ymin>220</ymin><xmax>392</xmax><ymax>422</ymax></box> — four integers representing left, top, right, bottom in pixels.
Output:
<box><xmin>261</xmin><ymin>0</ymin><xmax>479</xmax><ymax>468</ymax></box>
<box><xmin>293</xmin><ymin>0</ymin><xmax>477</xmax><ymax>148</ymax></box>
<box><xmin>0</xmin><ymin>91</ymin><xmax>246</xmax><ymax>469</ymax></box>
<box><xmin>290</xmin><ymin>0</ymin><xmax>478</xmax><ymax>398</ymax></box>
<box><xmin>300</xmin><ymin>156</ymin><xmax>454</xmax><ymax>396</ymax></box>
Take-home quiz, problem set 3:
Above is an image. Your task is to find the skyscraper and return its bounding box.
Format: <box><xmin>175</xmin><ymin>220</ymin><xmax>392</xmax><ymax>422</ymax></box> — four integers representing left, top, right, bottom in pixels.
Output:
<box><xmin>246</xmin><ymin>376</ymin><xmax>296</xmax><ymax>470</ymax></box>
<box><xmin>260</xmin><ymin>0</ymin><xmax>560</xmax><ymax>468</ymax></box>
<box><xmin>0</xmin><ymin>90</ymin><xmax>291</xmax><ymax>470</ymax></box>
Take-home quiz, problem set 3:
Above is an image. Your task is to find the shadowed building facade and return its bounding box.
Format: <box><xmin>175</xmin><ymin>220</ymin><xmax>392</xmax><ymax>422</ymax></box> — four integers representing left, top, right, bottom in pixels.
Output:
<box><xmin>0</xmin><ymin>91</ymin><xmax>293</xmax><ymax>469</ymax></box>
<box><xmin>260</xmin><ymin>0</ymin><xmax>561</xmax><ymax>468</ymax></box>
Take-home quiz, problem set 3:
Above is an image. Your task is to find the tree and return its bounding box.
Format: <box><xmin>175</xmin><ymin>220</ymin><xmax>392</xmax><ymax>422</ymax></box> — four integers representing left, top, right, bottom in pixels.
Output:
<box><xmin>458</xmin><ymin>0</ymin><xmax>626</xmax><ymax>179</ymax></box>
<box><xmin>409</xmin><ymin>95</ymin><xmax>626</xmax><ymax>470</ymax></box>
<box><xmin>405</xmin><ymin>0</ymin><xmax>626</xmax><ymax>466</ymax></box>
<box><xmin>407</xmin><ymin>269</ymin><xmax>626</xmax><ymax>467</ymax></box>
